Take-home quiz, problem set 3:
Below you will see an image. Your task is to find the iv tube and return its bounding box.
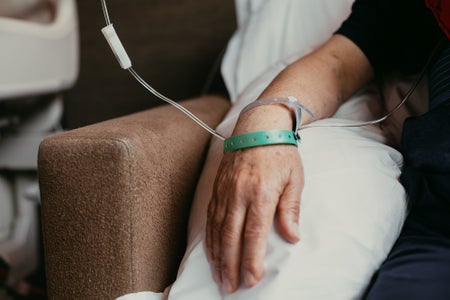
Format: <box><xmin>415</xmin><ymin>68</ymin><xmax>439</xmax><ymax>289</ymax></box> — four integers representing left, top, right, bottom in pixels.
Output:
<box><xmin>100</xmin><ymin>0</ymin><xmax>440</xmax><ymax>136</ymax></box>
<box><xmin>100</xmin><ymin>0</ymin><xmax>227</xmax><ymax>141</ymax></box>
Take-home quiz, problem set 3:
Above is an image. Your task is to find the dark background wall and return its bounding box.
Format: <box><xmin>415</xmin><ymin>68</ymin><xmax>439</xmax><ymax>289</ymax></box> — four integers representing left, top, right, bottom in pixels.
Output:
<box><xmin>63</xmin><ymin>0</ymin><xmax>236</xmax><ymax>129</ymax></box>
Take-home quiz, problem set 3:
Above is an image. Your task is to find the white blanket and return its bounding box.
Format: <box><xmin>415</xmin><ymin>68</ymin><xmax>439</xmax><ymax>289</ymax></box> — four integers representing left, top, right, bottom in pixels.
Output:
<box><xmin>119</xmin><ymin>0</ymin><xmax>409</xmax><ymax>299</ymax></box>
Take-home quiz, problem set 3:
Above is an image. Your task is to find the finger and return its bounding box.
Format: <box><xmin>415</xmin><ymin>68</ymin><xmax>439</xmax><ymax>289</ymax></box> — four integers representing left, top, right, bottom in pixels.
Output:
<box><xmin>241</xmin><ymin>198</ymin><xmax>277</xmax><ymax>287</ymax></box>
<box><xmin>207</xmin><ymin>155</ymin><xmax>237</xmax><ymax>284</ymax></box>
<box><xmin>205</xmin><ymin>198</ymin><xmax>216</xmax><ymax>262</ymax></box>
<box><xmin>207</xmin><ymin>190</ymin><xmax>226</xmax><ymax>282</ymax></box>
<box><xmin>211</xmin><ymin>194</ymin><xmax>228</xmax><ymax>284</ymax></box>
<box><xmin>220</xmin><ymin>204</ymin><xmax>246</xmax><ymax>293</ymax></box>
<box><xmin>276</xmin><ymin>179</ymin><xmax>302</xmax><ymax>243</ymax></box>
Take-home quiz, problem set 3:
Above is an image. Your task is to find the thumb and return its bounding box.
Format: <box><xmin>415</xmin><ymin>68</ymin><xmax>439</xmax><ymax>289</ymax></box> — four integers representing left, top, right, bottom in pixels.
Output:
<box><xmin>276</xmin><ymin>179</ymin><xmax>303</xmax><ymax>243</ymax></box>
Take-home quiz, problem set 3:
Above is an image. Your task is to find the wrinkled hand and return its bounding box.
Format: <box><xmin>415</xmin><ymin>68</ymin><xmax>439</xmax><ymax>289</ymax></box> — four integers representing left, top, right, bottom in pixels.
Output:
<box><xmin>205</xmin><ymin>142</ymin><xmax>304</xmax><ymax>293</ymax></box>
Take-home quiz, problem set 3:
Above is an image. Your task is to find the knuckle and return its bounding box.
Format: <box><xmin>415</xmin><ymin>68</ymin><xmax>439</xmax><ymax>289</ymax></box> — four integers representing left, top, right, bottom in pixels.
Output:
<box><xmin>207</xmin><ymin>201</ymin><xmax>215</xmax><ymax>217</ymax></box>
<box><xmin>279</xmin><ymin>200</ymin><xmax>300</xmax><ymax>215</ymax></box>
<box><xmin>212</xmin><ymin>218</ymin><xmax>222</xmax><ymax>235</ymax></box>
<box><xmin>244</xmin><ymin>224</ymin><xmax>265</xmax><ymax>241</ymax></box>
<box><xmin>214</xmin><ymin>257</ymin><xmax>222</xmax><ymax>270</ymax></box>
<box><xmin>230</xmin><ymin>172</ymin><xmax>247</xmax><ymax>192</ymax></box>
<box><xmin>247</xmin><ymin>200</ymin><xmax>275</xmax><ymax>222</ymax></box>
<box><xmin>220</xmin><ymin>223</ymin><xmax>240</xmax><ymax>246</ymax></box>
<box><xmin>232</xmin><ymin>167</ymin><xmax>256</xmax><ymax>187</ymax></box>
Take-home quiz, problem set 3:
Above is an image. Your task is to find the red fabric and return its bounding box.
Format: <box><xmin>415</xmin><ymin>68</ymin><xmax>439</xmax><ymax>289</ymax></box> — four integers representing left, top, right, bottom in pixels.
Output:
<box><xmin>425</xmin><ymin>0</ymin><xmax>450</xmax><ymax>39</ymax></box>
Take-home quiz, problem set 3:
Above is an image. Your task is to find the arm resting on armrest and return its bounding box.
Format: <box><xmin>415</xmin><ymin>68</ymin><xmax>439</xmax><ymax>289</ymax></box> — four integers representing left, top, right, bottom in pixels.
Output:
<box><xmin>38</xmin><ymin>96</ymin><xmax>230</xmax><ymax>299</ymax></box>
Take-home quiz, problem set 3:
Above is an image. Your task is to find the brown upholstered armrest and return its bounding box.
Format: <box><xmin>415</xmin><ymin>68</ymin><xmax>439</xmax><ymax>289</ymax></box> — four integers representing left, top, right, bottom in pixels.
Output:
<box><xmin>38</xmin><ymin>96</ymin><xmax>230</xmax><ymax>299</ymax></box>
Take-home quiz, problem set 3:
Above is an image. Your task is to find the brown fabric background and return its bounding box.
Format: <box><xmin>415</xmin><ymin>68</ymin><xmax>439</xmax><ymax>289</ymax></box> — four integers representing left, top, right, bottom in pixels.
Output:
<box><xmin>39</xmin><ymin>97</ymin><xmax>230</xmax><ymax>299</ymax></box>
<box><xmin>64</xmin><ymin>0</ymin><xmax>235</xmax><ymax>129</ymax></box>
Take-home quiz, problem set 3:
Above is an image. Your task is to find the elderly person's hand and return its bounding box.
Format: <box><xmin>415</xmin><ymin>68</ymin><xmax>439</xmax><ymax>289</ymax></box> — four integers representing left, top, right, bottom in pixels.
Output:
<box><xmin>205</xmin><ymin>104</ymin><xmax>303</xmax><ymax>293</ymax></box>
<box><xmin>205</xmin><ymin>34</ymin><xmax>374</xmax><ymax>294</ymax></box>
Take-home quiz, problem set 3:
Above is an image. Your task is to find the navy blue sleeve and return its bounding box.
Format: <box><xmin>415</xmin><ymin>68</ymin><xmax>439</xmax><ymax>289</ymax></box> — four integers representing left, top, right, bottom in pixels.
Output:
<box><xmin>336</xmin><ymin>0</ymin><xmax>445</xmax><ymax>75</ymax></box>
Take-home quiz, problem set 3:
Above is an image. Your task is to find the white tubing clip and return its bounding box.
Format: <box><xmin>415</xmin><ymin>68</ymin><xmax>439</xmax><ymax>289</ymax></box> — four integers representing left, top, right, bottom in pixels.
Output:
<box><xmin>101</xmin><ymin>24</ymin><xmax>132</xmax><ymax>69</ymax></box>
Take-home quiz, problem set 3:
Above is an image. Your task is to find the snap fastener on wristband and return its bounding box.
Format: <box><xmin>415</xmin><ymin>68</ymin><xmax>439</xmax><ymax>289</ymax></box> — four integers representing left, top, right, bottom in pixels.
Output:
<box><xmin>223</xmin><ymin>130</ymin><xmax>298</xmax><ymax>153</ymax></box>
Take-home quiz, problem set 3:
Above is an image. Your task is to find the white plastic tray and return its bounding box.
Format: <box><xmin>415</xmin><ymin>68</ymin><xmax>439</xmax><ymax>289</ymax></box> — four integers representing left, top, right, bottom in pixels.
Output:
<box><xmin>0</xmin><ymin>0</ymin><xmax>79</xmax><ymax>100</ymax></box>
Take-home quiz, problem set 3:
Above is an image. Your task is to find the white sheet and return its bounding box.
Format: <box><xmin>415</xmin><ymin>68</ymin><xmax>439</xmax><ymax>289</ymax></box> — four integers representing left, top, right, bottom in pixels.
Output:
<box><xmin>119</xmin><ymin>87</ymin><xmax>407</xmax><ymax>300</ymax></box>
<box><xmin>118</xmin><ymin>0</ymin><xmax>409</xmax><ymax>299</ymax></box>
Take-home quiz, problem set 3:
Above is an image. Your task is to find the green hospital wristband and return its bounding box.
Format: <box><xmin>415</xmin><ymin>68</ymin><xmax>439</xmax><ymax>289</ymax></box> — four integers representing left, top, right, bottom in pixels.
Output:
<box><xmin>223</xmin><ymin>130</ymin><xmax>298</xmax><ymax>153</ymax></box>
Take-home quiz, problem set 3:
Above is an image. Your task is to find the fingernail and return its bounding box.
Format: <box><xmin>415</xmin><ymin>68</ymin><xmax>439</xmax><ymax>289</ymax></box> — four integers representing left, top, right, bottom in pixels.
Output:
<box><xmin>222</xmin><ymin>277</ymin><xmax>234</xmax><ymax>293</ymax></box>
<box><xmin>290</xmin><ymin>222</ymin><xmax>300</xmax><ymax>241</ymax></box>
<box><xmin>213</xmin><ymin>270</ymin><xmax>222</xmax><ymax>283</ymax></box>
<box><xmin>244</xmin><ymin>271</ymin><xmax>257</xmax><ymax>287</ymax></box>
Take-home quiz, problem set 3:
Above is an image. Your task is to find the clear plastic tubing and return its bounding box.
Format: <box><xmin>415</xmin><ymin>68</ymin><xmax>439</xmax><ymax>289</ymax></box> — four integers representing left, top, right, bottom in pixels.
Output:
<box><xmin>99</xmin><ymin>0</ymin><xmax>440</xmax><ymax>138</ymax></box>
<box><xmin>100</xmin><ymin>0</ymin><xmax>227</xmax><ymax>141</ymax></box>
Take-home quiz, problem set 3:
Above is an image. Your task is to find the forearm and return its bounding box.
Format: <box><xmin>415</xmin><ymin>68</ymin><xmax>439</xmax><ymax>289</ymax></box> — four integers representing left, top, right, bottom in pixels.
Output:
<box><xmin>234</xmin><ymin>34</ymin><xmax>374</xmax><ymax>134</ymax></box>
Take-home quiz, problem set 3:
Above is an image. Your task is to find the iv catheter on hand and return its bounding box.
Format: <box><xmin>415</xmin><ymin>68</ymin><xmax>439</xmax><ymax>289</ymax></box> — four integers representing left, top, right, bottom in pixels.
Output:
<box><xmin>99</xmin><ymin>0</ymin><xmax>439</xmax><ymax>138</ymax></box>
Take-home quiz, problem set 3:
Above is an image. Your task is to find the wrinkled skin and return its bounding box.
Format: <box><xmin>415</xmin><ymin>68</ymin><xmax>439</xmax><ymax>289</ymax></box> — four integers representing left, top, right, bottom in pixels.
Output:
<box><xmin>204</xmin><ymin>34</ymin><xmax>374</xmax><ymax>294</ymax></box>
<box><xmin>206</xmin><ymin>144</ymin><xmax>303</xmax><ymax>293</ymax></box>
